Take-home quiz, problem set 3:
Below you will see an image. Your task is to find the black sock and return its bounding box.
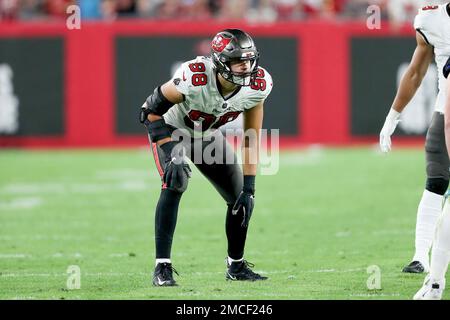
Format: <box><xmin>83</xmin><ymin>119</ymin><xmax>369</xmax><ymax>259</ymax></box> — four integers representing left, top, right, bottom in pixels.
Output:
<box><xmin>225</xmin><ymin>205</ymin><xmax>248</xmax><ymax>260</ymax></box>
<box><xmin>155</xmin><ymin>189</ymin><xmax>182</xmax><ymax>259</ymax></box>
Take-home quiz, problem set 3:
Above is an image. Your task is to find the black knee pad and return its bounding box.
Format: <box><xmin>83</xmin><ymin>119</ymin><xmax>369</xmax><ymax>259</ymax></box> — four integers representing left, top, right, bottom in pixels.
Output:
<box><xmin>425</xmin><ymin>178</ymin><xmax>449</xmax><ymax>195</ymax></box>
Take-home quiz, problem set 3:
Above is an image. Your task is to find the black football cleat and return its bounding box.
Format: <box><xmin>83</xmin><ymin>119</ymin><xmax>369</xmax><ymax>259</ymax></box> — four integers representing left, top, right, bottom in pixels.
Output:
<box><xmin>226</xmin><ymin>259</ymin><xmax>268</xmax><ymax>281</ymax></box>
<box><xmin>152</xmin><ymin>262</ymin><xmax>179</xmax><ymax>286</ymax></box>
<box><xmin>402</xmin><ymin>261</ymin><xmax>426</xmax><ymax>273</ymax></box>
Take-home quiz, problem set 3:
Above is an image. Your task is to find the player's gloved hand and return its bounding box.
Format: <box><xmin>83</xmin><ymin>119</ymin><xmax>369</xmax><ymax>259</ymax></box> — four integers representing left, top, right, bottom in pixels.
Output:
<box><xmin>160</xmin><ymin>141</ymin><xmax>192</xmax><ymax>193</ymax></box>
<box><xmin>379</xmin><ymin>108</ymin><xmax>401</xmax><ymax>153</ymax></box>
<box><xmin>232</xmin><ymin>176</ymin><xmax>255</xmax><ymax>228</ymax></box>
<box><xmin>444</xmin><ymin>57</ymin><xmax>450</xmax><ymax>79</ymax></box>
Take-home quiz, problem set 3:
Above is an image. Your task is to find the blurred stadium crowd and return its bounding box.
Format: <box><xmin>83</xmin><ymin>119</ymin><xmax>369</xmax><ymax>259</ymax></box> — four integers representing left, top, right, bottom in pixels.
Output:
<box><xmin>0</xmin><ymin>0</ymin><xmax>445</xmax><ymax>24</ymax></box>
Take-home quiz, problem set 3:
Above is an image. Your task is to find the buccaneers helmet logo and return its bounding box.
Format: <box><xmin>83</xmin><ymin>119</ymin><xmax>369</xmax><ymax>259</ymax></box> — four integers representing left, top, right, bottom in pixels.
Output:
<box><xmin>211</xmin><ymin>35</ymin><xmax>231</xmax><ymax>53</ymax></box>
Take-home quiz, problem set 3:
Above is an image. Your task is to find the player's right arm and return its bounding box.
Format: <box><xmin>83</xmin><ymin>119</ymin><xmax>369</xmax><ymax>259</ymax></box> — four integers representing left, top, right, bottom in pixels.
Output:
<box><xmin>144</xmin><ymin>81</ymin><xmax>184</xmax><ymax>146</ymax></box>
<box><xmin>379</xmin><ymin>32</ymin><xmax>434</xmax><ymax>153</ymax></box>
<box><xmin>443</xmin><ymin>58</ymin><xmax>450</xmax><ymax>158</ymax></box>
<box><xmin>391</xmin><ymin>33</ymin><xmax>434</xmax><ymax>114</ymax></box>
<box><xmin>140</xmin><ymin>79</ymin><xmax>191</xmax><ymax>192</ymax></box>
<box><xmin>140</xmin><ymin>58</ymin><xmax>202</xmax><ymax>148</ymax></box>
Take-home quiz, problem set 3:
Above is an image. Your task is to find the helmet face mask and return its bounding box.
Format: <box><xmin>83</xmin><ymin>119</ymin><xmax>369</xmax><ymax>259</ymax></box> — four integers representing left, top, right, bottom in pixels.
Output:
<box><xmin>210</xmin><ymin>29</ymin><xmax>260</xmax><ymax>87</ymax></box>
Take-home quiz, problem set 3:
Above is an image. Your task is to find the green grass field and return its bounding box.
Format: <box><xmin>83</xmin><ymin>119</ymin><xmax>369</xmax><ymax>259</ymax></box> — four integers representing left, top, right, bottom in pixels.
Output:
<box><xmin>0</xmin><ymin>147</ymin><xmax>446</xmax><ymax>300</ymax></box>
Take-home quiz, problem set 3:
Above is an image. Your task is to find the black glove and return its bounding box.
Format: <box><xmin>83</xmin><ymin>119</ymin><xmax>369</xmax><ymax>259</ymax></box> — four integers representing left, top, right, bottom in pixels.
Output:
<box><xmin>232</xmin><ymin>176</ymin><xmax>255</xmax><ymax>228</ymax></box>
<box><xmin>160</xmin><ymin>141</ymin><xmax>191</xmax><ymax>193</ymax></box>
<box><xmin>444</xmin><ymin>56</ymin><xmax>450</xmax><ymax>79</ymax></box>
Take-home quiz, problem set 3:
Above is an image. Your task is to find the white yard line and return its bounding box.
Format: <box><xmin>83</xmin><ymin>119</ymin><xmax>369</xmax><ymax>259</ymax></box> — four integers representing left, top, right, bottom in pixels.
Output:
<box><xmin>307</xmin><ymin>268</ymin><xmax>366</xmax><ymax>273</ymax></box>
<box><xmin>349</xmin><ymin>293</ymin><xmax>401</xmax><ymax>297</ymax></box>
<box><xmin>1</xmin><ymin>273</ymin><xmax>59</xmax><ymax>277</ymax></box>
<box><xmin>0</xmin><ymin>181</ymin><xmax>150</xmax><ymax>195</ymax></box>
<box><xmin>0</xmin><ymin>235</ymin><xmax>89</xmax><ymax>241</ymax></box>
<box><xmin>1</xmin><ymin>272</ymin><xmax>149</xmax><ymax>278</ymax></box>
<box><xmin>117</xmin><ymin>181</ymin><xmax>148</xmax><ymax>191</ymax></box>
<box><xmin>0</xmin><ymin>197</ymin><xmax>43</xmax><ymax>209</ymax></box>
<box><xmin>51</xmin><ymin>253</ymin><xmax>83</xmax><ymax>258</ymax></box>
<box><xmin>94</xmin><ymin>169</ymin><xmax>154</xmax><ymax>180</ymax></box>
<box><xmin>0</xmin><ymin>253</ymin><xmax>84</xmax><ymax>259</ymax></box>
<box><xmin>0</xmin><ymin>235</ymin><xmax>122</xmax><ymax>241</ymax></box>
<box><xmin>0</xmin><ymin>253</ymin><xmax>32</xmax><ymax>259</ymax></box>
<box><xmin>109</xmin><ymin>253</ymin><xmax>129</xmax><ymax>258</ymax></box>
<box><xmin>263</xmin><ymin>268</ymin><xmax>366</xmax><ymax>274</ymax></box>
<box><xmin>335</xmin><ymin>231</ymin><xmax>352</xmax><ymax>237</ymax></box>
<box><xmin>371</xmin><ymin>230</ymin><xmax>414</xmax><ymax>236</ymax></box>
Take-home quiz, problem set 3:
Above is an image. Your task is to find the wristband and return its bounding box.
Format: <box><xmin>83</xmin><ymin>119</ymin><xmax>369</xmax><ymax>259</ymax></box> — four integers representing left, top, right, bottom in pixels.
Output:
<box><xmin>243</xmin><ymin>175</ymin><xmax>256</xmax><ymax>194</ymax></box>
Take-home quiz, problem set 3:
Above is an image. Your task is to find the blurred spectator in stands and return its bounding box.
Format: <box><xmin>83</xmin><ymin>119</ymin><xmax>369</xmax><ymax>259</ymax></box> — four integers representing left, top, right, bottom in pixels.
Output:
<box><xmin>0</xmin><ymin>0</ymin><xmax>19</xmax><ymax>21</ymax></box>
<box><xmin>217</xmin><ymin>0</ymin><xmax>249</xmax><ymax>21</ymax></box>
<box><xmin>116</xmin><ymin>0</ymin><xmax>136</xmax><ymax>17</ymax></box>
<box><xmin>4</xmin><ymin>0</ymin><xmax>449</xmax><ymax>23</ymax></box>
<box><xmin>208</xmin><ymin>0</ymin><xmax>221</xmax><ymax>17</ymax></box>
<box><xmin>273</xmin><ymin>0</ymin><xmax>298</xmax><ymax>20</ymax></box>
<box><xmin>302</xmin><ymin>0</ymin><xmax>327</xmax><ymax>18</ymax></box>
<box><xmin>272</xmin><ymin>0</ymin><xmax>345</xmax><ymax>21</ymax></box>
<box><xmin>388</xmin><ymin>0</ymin><xmax>449</xmax><ymax>30</ymax></box>
<box><xmin>301</xmin><ymin>0</ymin><xmax>346</xmax><ymax>19</ymax></box>
<box><xmin>79</xmin><ymin>0</ymin><xmax>101</xmax><ymax>19</ymax></box>
<box><xmin>180</xmin><ymin>0</ymin><xmax>212</xmax><ymax>20</ymax></box>
<box><xmin>327</xmin><ymin>0</ymin><xmax>347</xmax><ymax>17</ymax></box>
<box><xmin>247</xmin><ymin>0</ymin><xmax>278</xmax><ymax>23</ymax></box>
<box><xmin>44</xmin><ymin>0</ymin><xmax>74</xmax><ymax>19</ymax></box>
<box><xmin>136</xmin><ymin>0</ymin><xmax>158</xmax><ymax>17</ymax></box>
<box><xmin>387</xmin><ymin>0</ymin><xmax>419</xmax><ymax>30</ymax></box>
<box><xmin>154</xmin><ymin>0</ymin><xmax>182</xmax><ymax>19</ymax></box>
<box><xmin>18</xmin><ymin>0</ymin><xmax>43</xmax><ymax>20</ymax></box>
<box><xmin>340</xmin><ymin>0</ymin><xmax>370</xmax><ymax>19</ymax></box>
<box><xmin>340</xmin><ymin>0</ymin><xmax>388</xmax><ymax>21</ymax></box>
<box><xmin>100</xmin><ymin>0</ymin><xmax>118</xmax><ymax>20</ymax></box>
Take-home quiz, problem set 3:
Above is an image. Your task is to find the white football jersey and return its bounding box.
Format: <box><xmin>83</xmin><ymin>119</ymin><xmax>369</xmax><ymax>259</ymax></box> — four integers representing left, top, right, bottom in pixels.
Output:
<box><xmin>164</xmin><ymin>56</ymin><xmax>273</xmax><ymax>137</ymax></box>
<box><xmin>414</xmin><ymin>3</ymin><xmax>450</xmax><ymax>113</ymax></box>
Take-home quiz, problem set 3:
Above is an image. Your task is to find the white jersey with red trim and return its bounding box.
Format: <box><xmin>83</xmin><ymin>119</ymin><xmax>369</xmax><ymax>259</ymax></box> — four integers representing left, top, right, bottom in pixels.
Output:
<box><xmin>163</xmin><ymin>56</ymin><xmax>273</xmax><ymax>137</ymax></box>
<box><xmin>414</xmin><ymin>3</ymin><xmax>450</xmax><ymax>113</ymax></box>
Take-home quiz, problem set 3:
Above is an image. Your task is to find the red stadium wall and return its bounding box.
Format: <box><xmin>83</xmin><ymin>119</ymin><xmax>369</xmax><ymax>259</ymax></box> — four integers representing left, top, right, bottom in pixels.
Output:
<box><xmin>0</xmin><ymin>21</ymin><xmax>417</xmax><ymax>148</ymax></box>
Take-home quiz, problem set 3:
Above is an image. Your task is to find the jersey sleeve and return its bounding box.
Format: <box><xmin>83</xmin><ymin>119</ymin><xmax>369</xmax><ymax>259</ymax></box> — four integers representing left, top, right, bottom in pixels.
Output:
<box><xmin>170</xmin><ymin>57</ymin><xmax>205</xmax><ymax>98</ymax></box>
<box><xmin>444</xmin><ymin>57</ymin><xmax>450</xmax><ymax>79</ymax></box>
<box><xmin>245</xmin><ymin>67</ymin><xmax>274</xmax><ymax>109</ymax></box>
<box><xmin>170</xmin><ymin>62</ymin><xmax>192</xmax><ymax>96</ymax></box>
<box><xmin>414</xmin><ymin>6</ymin><xmax>440</xmax><ymax>47</ymax></box>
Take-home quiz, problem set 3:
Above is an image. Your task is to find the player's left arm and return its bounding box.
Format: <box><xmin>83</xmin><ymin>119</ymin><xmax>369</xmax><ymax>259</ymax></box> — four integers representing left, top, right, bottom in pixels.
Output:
<box><xmin>443</xmin><ymin>58</ymin><xmax>450</xmax><ymax>158</ymax></box>
<box><xmin>231</xmin><ymin>100</ymin><xmax>264</xmax><ymax>228</ymax></box>
<box><xmin>242</xmin><ymin>100</ymin><xmax>264</xmax><ymax>175</ymax></box>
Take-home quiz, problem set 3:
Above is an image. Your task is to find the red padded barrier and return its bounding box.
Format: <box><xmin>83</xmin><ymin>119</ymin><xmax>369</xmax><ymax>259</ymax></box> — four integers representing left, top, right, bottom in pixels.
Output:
<box><xmin>0</xmin><ymin>21</ymin><xmax>416</xmax><ymax>148</ymax></box>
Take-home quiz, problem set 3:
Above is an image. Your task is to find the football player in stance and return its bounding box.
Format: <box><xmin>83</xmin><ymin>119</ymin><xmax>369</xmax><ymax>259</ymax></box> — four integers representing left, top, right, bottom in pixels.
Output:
<box><xmin>414</xmin><ymin>56</ymin><xmax>450</xmax><ymax>300</ymax></box>
<box><xmin>140</xmin><ymin>29</ymin><xmax>273</xmax><ymax>286</ymax></box>
<box><xmin>380</xmin><ymin>3</ymin><xmax>450</xmax><ymax>274</ymax></box>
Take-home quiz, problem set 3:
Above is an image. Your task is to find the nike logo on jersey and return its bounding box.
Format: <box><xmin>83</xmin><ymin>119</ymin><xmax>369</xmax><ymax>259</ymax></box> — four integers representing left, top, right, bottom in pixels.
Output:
<box><xmin>183</xmin><ymin>71</ymin><xmax>187</xmax><ymax>81</ymax></box>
